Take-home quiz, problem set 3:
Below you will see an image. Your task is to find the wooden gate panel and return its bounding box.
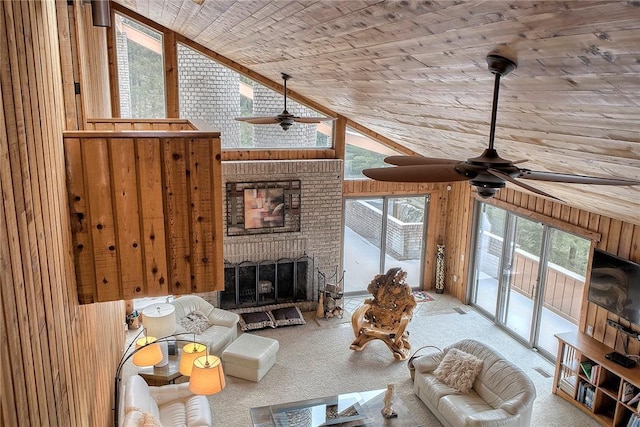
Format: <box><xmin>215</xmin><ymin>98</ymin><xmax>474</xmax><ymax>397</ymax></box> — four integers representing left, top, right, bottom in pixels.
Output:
<box><xmin>64</xmin><ymin>121</ymin><xmax>222</xmax><ymax>303</ymax></box>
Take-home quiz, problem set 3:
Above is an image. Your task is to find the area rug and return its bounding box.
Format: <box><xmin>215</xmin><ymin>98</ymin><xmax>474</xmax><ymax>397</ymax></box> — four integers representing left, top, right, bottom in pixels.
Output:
<box><xmin>412</xmin><ymin>290</ymin><xmax>434</xmax><ymax>302</ymax></box>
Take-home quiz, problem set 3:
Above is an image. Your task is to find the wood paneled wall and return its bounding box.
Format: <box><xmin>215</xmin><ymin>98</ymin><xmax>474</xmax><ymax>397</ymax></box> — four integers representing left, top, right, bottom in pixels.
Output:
<box><xmin>1</xmin><ymin>1</ymin><xmax>123</xmax><ymax>426</ymax></box>
<box><xmin>493</xmin><ymin>188</ymin><xmax>640</xmax><ymax>355</ymax></box>
<box><xmin>441</xmin><ymin>183</ymin><xmax>475</xmax><ymax>301</ymax></box>
<box><xmin>64</xmin><ymin>122</ymin><xmax>224</xmax><ymax>303</ymax></box>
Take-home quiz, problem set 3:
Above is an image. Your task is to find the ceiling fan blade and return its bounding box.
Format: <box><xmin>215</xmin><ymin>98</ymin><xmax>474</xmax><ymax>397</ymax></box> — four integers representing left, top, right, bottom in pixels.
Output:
<box><xmin>383</xmin><ymin>156</ymin><xmax>460</xmax><ymax>166</ymax></box>
<box><xmin>488</xmin><ymin>168</ymin><xmax>562</xmax><ymax>201</ymax></box>
<box><xmin>235</xmin><ymin>117</ymin><xmax>280</xmax><ymax>124</ymax></box>
<box><xmin>363</xmin><ymin>164</ymin><xmax>469</xmax><ymax>183</ymax></box>
<box><xmin>292</xmin><ymin>116</ymin><xmax>337</xmax><ymax>123</ymax></box>
<box><xmin>518</xmin><ymin>170</ymin><xmax>640</xmax><ymax>185</ymax></box>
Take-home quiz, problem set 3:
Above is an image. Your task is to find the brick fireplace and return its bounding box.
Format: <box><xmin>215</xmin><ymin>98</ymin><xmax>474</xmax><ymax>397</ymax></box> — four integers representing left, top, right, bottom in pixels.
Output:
<box><xmin>220</xmin><ymin>159</ymin><xmax>343</xmax><ymax>308</ymax></box>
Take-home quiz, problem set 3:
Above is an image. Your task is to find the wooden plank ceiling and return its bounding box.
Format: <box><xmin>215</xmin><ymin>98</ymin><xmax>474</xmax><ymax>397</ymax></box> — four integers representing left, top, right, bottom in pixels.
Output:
<box><xmin>114</xmin><ymin>0</ymin><xmax>640</xmax><ymax>225</ymax></box>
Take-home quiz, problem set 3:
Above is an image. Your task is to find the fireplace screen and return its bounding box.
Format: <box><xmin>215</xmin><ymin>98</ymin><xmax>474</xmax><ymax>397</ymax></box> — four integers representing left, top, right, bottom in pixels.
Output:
<box><xmin>221</xmin><ymin>255</ymin><xmax>313</xmax><ymax>309</ymax></box>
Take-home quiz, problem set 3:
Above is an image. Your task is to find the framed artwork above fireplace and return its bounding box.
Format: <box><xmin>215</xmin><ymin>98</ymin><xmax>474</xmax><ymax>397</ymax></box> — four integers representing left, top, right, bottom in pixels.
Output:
<box><xmin>226</xmin><ymin>180</ymin><xmax>301</xmax><ymax>236</ymax></box>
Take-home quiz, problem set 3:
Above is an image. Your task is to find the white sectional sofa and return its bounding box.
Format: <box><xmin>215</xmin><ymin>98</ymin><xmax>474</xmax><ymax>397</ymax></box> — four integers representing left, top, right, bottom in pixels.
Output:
<box><xmin>412</xmin><ymin>339</ymin><xmax>536</xmax><ymax>427</ymax></box>
<box><xmin>171</xmin><ymin>295</ymin><xmax>240</xmax><ymax>357</ymax></box>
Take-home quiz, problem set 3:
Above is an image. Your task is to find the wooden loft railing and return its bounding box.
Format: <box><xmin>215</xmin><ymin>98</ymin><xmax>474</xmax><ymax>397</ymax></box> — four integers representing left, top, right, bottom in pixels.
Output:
<box><xmin>64</xmin><ymin>118</ymin><xmax>223</xmax><ymax>303</ymax></box>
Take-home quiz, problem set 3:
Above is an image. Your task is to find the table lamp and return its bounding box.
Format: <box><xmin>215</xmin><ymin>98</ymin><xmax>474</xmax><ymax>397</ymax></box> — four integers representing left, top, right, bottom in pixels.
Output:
<box><xmin>141</xmin><ymin>303</ymin><xmax>176</xmax><ymax>367</ymax></box>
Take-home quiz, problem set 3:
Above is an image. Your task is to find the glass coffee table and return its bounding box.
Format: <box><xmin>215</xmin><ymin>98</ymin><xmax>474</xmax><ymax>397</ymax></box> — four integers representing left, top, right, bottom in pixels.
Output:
<box><xmin>250</xmin><ymin>389</ymin><xmax>419</xmax><ymax>427</ymax></box>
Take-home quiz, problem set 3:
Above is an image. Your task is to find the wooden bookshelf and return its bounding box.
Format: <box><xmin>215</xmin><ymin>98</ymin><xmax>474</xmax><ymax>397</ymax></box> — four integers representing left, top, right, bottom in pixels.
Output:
<box><xmin>554</xmin><ymin>331</ymin><xmax>640</xmax><ymax>427</ymax></box>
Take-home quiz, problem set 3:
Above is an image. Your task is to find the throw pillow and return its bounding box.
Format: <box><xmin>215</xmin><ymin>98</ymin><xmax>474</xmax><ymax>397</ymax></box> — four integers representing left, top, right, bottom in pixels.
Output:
<box><xmin>179</xmin><ymin>310</ymin><xmax>210</xmax><ymax>334</ymax></box>
<box><xmin>433</xmin><ymin>348</ymin><xmax>483</xmax><ymax>393</ymax></box>
<box><xmin>238</xmin><ymin>311</ymin><xmax>276</xmax><ymax>331</ymax></box>
<box><xmin>123</xmin><ymin>410</ymin><xmax>163</xmax><ymax>427</ymax></box>
<box><xmin>271</xmin><ymin>306</ymin><xmax>306</xmax><ymax>327</ymax></box>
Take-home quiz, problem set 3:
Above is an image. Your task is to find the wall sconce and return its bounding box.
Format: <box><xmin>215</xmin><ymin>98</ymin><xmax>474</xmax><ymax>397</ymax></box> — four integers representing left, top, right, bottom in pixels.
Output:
<box><xmin>84</xmin><ymin>0</ymin><xmax>111</xmax><ymax>27</ymax></box>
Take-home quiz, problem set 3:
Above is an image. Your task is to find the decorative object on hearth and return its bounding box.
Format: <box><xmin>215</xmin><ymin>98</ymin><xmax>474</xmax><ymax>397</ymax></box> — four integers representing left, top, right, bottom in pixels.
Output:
<box><xmin>318</xmin><ymin>267</ymin><xmax>345</xmax><ymax>319</ymax></box>
<box><xmin>350</xmin><ymin>267</ymin><xmax>417</xmax><ymax>360</ymax></box>
<box><xmin>235</xmin><ymin>73</ymin><xmax>336</xmax><ymax>131</ymax></box>
<box><xmin>381</xmin><ymin>384</ymin><xmax>398</xmax><ymax>419</ymax></box>
<box><xmin>316</xmin><ymin>291</ymin><xmax>325</xmax><ymax>318</ymax></box>
<box><xmin>363</xmin><ymin>54</ymin><xmax>640</xmax><ymax>200</ymax></box>
<box><xmin>435</xmin><ymin>244</ymin><xmax>445</xmax><ymax>294</ymax></box>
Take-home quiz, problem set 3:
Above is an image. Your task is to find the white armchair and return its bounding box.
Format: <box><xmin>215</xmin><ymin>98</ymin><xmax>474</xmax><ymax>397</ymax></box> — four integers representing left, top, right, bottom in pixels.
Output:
<box><xmin>170</xmin><ymin>295</ymin><xmax>240</xmax><ymax>356</ymax></box>
<box><xmin>121</xmin><ymin>375</ymin><xmax>211</xmax><ymax>427</ymax></box>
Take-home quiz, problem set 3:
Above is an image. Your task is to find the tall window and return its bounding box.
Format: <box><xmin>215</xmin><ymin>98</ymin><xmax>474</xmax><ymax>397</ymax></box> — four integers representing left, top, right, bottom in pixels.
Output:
<box><xmin>114</xmin><ymin>13</ymin><xmax>166</xmax><ymax>118</ymax></box>
<box><xmin>176</xmin><ymin>43</ymin><xmax>331</xmax><ymax>149</ymax></box>
<box><xmin>344</xmin><ymin>127</ymin><xmax>401</xmax><ymax>179</ymax></box>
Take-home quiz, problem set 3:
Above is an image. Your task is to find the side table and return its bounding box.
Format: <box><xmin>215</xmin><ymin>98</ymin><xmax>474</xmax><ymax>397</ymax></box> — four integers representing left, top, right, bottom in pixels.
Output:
<box><xmin>138</xmin><ymin>352</ymin><xmax>184</xmax><ymax>386</ymax></box>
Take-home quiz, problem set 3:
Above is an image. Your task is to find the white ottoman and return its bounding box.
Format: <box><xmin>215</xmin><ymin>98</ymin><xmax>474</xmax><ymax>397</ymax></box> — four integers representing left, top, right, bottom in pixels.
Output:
<box><xmin>222</xmin><ymin>333</ymin><xmax>279</xmax><ymax>382</ymax></box>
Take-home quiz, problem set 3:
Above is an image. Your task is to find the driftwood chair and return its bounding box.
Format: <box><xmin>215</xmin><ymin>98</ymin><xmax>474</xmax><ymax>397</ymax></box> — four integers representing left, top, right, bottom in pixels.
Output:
<box><xmin>350</xmin><ymin>267</ymin><xmax>417</xmax><ymax>360</ymax></box>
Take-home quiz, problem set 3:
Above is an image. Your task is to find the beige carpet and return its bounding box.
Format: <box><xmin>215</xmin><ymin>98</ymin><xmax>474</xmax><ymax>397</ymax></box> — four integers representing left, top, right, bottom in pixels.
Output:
<box><xmin>311</xmin><ymin>309</ymin><xmax>351</xmax><ymax>327</ymax></box>
<box><xmin>210</xmin><ymin>294</ymin><xmax>600</xmax><ymax>426</ymax></box>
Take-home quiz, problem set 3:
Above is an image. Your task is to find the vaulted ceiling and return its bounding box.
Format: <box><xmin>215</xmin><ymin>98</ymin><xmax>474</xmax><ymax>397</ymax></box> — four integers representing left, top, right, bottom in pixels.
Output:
<box><xmin>113</xmin><ymin>0</ymin><xmax>640</xmax><ymax>225</ymax></box>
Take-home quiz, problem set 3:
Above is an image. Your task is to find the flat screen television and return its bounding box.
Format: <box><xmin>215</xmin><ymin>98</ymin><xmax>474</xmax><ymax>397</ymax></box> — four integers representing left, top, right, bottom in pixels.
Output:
<box><xmin>587</xmin><ymin>249</ymin><xmax>640</xmax><ymax>325</ymax></box>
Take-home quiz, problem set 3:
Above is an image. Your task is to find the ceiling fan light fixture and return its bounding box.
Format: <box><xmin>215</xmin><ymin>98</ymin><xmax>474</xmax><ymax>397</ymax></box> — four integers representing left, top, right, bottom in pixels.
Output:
<box><xmin>235</xmin><ymin>73</ymin><xmax>336</xmax><ymax>131</ymax></box>
<box><xmin>486</xmin><ymin>54</ymin><xmax>517</xmax><ymax>77</ymax></box>
<box><xmin>361</xmin><ymin>51</ymin><xmax>640</xmax><ymax>199</ymax></box>
<box><xmin>476</xmin><ymin>187</ymin><xmax>500</xmax><ymax>199</ymax></box>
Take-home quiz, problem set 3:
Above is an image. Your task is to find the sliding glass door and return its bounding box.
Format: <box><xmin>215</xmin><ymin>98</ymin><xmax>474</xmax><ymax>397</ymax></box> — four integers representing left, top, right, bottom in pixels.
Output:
<box><xmin>471</xmin><ymin>205</ymin><xmax>506</xmax><ymax>317</ymax></box>
<box><xmin>343</xmin><ymin>196</ymin><xmax>428</xmax><ymax>294</ymax></box>
<box><xmin>536</xmin><ymin>228</ymin><xmax>588</xmax><ymax>356</ymax></box>
<box><xmin>503</xmin><ymin>216</ymin><xmax>543</xmax><ymax>342</ymax></box>
<box><xmin>470</xmin><ymin>202</ymin><xmax>588</xmax><ymax>360</ymax></box>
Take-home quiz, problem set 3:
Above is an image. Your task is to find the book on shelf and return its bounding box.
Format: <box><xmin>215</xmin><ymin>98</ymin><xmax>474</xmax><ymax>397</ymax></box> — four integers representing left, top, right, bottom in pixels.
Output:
<box><xmin>584</xmin><ymin>386</ymin><xmax>595</xmax><ymax>409</ymax></box>
<box><xmin>580</xmin><ymin>361</ymin><xmax>592</xmax><ymax>381</ymax></box>
<box><xmin>577</xmin><ymin>381</ymin><xmax>586</xmax><ymax>403</ymax></box>
<box><xmin>626</xmin><ymin>413</ymin><xmax>640</xmax><ymax>427</ymax></box>
<box><xmin>628</xmin><ymin>391</ymin><xmax>640</xmax><ymax>406</ymax></box>
<box><xmin>622</xmin><ymin>382</ymin><xmax>636</xmax><ymax>403</ymax></box>
<box><xmin>590</xmin><ymin>364</ymin><xmax>600</xmax><ymax>383</ymax></box>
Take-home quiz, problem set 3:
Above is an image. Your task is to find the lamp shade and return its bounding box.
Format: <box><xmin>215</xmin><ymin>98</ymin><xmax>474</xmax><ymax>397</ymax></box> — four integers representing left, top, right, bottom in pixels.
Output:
<box><xmin>179</xmin><ymin>342</ymin><xmax>207</xmax><ymax>376</ymax></box>
<box><xmin>189</xmin><ymin>355</ymin><xmax>225</xmax><ymax>395</ymax></box>
<box><xmin>141</xmin><ymin>303</ymin><xmax>176</xmax><ymax>337</ymax></box>
<box><xmin>132</xmin><ymin>336</ymin><xmax>163</xmax><ymax>366</ymax></box>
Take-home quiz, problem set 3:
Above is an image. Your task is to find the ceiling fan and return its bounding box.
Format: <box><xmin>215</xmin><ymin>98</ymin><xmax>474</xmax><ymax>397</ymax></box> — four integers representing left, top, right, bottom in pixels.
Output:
<box><xmin>362</xmin><ymin>54</ymin><xmax>640</xmax><ymax>200</ymax></box>
<box><xmin>235</xmin><ymin>72</ymin><xmax>336</xmax><ymax>131</ymax></box>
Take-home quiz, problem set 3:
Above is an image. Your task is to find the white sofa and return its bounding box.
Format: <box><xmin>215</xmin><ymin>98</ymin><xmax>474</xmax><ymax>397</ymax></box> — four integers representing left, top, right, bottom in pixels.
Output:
<box><xmin>412</xmin><ymin>339</ymin><xmax>536</xmax><ymax>427</ymax></box>
<box><xmin>121</xmin><ymin>375</ymin><xmax>211</xmax><ymax>427</ymax></box>
<box><xmin>171</xmin><ymin>295</ymin><xmax>240</xmax><ymax>356</ymax></box>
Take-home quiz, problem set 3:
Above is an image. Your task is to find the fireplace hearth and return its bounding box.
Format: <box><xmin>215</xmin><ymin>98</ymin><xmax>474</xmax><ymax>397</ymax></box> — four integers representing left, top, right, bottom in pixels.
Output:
<box><xmin>220</xmin><ymin>255</ymin><xmax>314</xmax><ymax>309</ymax></box>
